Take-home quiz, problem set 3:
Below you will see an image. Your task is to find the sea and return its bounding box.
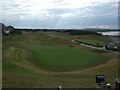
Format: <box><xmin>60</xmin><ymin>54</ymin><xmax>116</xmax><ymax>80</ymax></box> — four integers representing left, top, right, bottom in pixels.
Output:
<box><xmin>97</xmin><ymin>31</ymin><xmax>120</xmax><ymax>36</ymax></box>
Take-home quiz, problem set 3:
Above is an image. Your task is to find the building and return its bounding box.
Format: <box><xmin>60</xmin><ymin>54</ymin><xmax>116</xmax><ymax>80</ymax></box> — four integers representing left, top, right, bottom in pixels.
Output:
<box><xmin>5</xmin><ymin>26</ymin><xmax>14</xmax><ymax>32</ymax></box>
<box><xmin>0</xmin><ymin>23</ymin><xmax>14</xmax><ymax>35</ymax></box>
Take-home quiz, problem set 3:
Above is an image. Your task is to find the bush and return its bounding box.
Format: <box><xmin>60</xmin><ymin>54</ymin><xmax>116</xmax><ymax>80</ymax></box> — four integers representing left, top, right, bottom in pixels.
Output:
<box><xmin>10</xmin><ymin>30</ymin><xmax>22</xmax><ymax>35</ymax></box>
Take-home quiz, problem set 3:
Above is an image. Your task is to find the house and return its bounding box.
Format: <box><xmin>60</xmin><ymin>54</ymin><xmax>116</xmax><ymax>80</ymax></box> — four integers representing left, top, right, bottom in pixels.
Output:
<box><xmin>5</xmin><ymin>26</ymin><xmax>14</xmax><ymax>32</ymax></box>
<box><xmin>0</xmin><ymin>23</ymin><xmax>14</xmax><ymax>35</ymax></box>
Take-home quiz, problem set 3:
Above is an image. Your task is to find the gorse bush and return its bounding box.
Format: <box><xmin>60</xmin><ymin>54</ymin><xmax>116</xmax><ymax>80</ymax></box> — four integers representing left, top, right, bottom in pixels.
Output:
<box><xmin>11</xmin><ymin>30</ymin><xmax>22</xmax><ymax>35</ymax></box>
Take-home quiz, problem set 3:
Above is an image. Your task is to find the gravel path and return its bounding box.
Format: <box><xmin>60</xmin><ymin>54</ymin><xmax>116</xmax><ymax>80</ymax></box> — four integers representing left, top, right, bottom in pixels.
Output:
<box><xmin>71</xmin><ymin>40</ymin><xmax>118</xmax><ymax>53</ymax></box>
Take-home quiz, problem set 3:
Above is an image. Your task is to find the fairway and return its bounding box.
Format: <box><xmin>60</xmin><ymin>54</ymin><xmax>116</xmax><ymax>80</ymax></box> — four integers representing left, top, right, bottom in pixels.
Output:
<box><xmin>3</xmin><ymin>31</ymin><xmax>118</xmax><ymax>88</ymax></box>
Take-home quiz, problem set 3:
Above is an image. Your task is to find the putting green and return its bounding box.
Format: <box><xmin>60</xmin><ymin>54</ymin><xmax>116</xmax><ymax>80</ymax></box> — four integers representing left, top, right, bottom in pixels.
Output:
<box><xmin>24</xmin><ymin>45</ymin><xmax>107</xmax><ymax>72</ymax></box>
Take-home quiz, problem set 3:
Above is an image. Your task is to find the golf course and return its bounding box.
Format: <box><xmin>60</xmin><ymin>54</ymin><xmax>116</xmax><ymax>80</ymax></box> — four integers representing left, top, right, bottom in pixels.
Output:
<box><xmin>2</xmin><ymin>31</ymin><xmax>118</xmax><ymax>88</ymax></box>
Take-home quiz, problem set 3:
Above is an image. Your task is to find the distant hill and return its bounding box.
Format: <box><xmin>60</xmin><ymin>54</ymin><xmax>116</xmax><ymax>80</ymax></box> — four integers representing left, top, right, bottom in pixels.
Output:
<box><xmin>64</xmin><ymin>30</ymin><xmax>101</xmax><ymax>35</ymax></box>
<box><xmin>14</xmin><ymin>28</ymin><xmax>119</xmax><ymax>32</ymax></box>
<box><xmin>82</xmin><ymin>28</ymin><xmax>119</xmax><ymax>32</ymax></box>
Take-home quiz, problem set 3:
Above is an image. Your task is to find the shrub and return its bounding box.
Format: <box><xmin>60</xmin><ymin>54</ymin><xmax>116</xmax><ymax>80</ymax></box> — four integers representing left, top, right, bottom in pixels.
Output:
<box><xmin>10</xmin><ymin>30</ymin><xmax>22</xmax><ymax>35</ymax></box>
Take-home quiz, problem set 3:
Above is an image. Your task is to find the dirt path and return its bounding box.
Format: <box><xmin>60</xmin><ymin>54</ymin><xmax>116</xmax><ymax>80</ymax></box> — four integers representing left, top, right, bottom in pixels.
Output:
<box><xmin>71</xmin><ymin>40</ymin><xmax>118</xmax><ymax>53</ymax></box>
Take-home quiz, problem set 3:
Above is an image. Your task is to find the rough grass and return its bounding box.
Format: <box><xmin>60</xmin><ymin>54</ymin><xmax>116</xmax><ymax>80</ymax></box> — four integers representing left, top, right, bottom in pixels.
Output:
<box><xmin>2</xmin><ymin>31</ymin><xmax>118</xmax><ymax>88</ymax></box>
<box><xmin>72</xmin><ymin>35</ymin><xmax>111</xmax><ymax>46</ymax></box>
<box><xmin>78</xmin><ymin>40</ymin><xmax>105</xmax><ymax>46</ymax></box>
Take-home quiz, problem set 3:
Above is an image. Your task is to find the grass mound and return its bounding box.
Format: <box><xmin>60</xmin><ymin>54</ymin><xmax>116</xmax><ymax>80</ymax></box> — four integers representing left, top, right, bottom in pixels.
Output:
<box><xmin>3</xmin><ymin>47</ymin><xmax>33</xmax><ymax>73</ymax></box>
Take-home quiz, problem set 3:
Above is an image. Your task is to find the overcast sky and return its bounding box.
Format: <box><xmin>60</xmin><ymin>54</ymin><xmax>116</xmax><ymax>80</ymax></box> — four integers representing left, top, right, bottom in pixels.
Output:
<box><xmin>0</xmin><ymin>0</ymin><xmax>119</xmax><ymax>29</ymax></box>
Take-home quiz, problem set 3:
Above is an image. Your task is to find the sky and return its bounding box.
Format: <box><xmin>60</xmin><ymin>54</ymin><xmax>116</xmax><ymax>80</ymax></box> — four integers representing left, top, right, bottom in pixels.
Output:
<box><xmin>0</xmin><ymin>0</ymin><xmax>119</xmax><ymax>29</ymax></box>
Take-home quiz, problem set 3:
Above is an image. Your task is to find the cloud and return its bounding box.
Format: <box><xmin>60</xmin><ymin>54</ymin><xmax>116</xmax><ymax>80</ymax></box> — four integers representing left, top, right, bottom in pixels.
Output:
<box><xmin>67</xmin><ymin>25</ymin><xmax>118</xmax><ymax>29</ymax></box>
<box><xmin>20</xmin><ymin>15</ymin><xmax>24</xmax><ymax>19</ymax></box>
<box><xmin>15</xmin><ymin>26</ymin><xmax>46</xmax><ymax>29</ymax></box>
<box><xmin>67</xmin><ymin>26</ymin><xmax>82</xmax><ymax>28</ymax></box>
<box><xmin>89</xmin><ymin>25</ymin><xmax>118</xmax><ymax>29</ymax></box>
<box><xmin>1</xmin><ymin>0</ymin><xmax>119</xmax><ymax>29</ymax></box>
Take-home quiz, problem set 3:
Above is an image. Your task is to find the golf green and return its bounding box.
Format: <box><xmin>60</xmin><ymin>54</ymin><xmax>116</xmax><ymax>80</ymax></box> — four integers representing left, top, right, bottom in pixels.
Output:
<box><xmin>25</xmin><ymin>45</ymin><xmax>107</xmax><ymax>72</ymax></box>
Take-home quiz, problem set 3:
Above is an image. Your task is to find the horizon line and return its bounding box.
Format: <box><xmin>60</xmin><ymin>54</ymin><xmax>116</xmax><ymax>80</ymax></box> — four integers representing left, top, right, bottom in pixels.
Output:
<box><xmin>14</xmin><ymin>26</ymin><xmax>118</xmax><ymax>30</ymax></box>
